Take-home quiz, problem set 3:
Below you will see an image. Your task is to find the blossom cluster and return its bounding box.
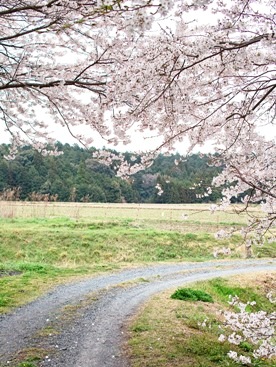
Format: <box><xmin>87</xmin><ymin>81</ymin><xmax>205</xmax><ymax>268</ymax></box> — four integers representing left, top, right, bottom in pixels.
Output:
<box><xmin>219</xmin><ymin>295</ymin><xmax>276</xmax><ymax>364</ymax></box>
<box><xmin>155</xmin><ymin>183</ymin><xmax>164</xmax><ymax>196</ymax></box>
<box><xmin>212</xmin><ymin>247</ymin><xmax>231</xmax><ymax>258</ymax></box>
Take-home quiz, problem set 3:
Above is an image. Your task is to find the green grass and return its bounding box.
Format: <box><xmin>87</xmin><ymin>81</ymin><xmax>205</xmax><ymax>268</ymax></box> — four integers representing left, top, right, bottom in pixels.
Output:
<box><xmin>128</xmin><ymin>273</ymin><xmax>276</xmax><ymax>367</ymax></box>
<box><xmin>0</xmin><ymin>205</ymin><xmax>275</xmax><ymax>314</ymax></box>
<box><xmin>0</xmin><ymin>262</ymin><xmax>94</xmax><ymax>313</ymax></box>
<box><xmin>0</xmin><ymin>217</ymin><xmax>243</xmax><ymax>265</ymax></box>
<box><xmin>0</xmin><ymin>346</ymin><xmax>50</xmax><ymax>367</ymax></box>
<box><xmin>171</xmin><ymin>288</ymin><xmax>214</xmax><ymax>302</ymax></box>
<box><xmin>203</xmin><ymin>277</ymin><xmax>275</xmax><ymax>312</ymax></box>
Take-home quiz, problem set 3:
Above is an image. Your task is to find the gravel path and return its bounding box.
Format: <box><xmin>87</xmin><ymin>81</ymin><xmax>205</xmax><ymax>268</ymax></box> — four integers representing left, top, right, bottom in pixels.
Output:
<box><xmin>0</xmin><ymin>259</ymin><xmax>275</xmax><ymax>366</ymax></box>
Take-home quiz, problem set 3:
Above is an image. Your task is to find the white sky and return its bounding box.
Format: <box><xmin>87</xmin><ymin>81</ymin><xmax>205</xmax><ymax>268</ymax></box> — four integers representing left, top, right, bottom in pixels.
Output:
<box><xmin>44</xmin><ymin>119</ymin><xmax>217</xmax><ymax>155</ymax></box>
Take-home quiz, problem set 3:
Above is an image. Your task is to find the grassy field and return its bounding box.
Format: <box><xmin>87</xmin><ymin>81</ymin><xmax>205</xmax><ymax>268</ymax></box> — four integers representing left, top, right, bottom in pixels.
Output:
<box><xmin>0</xmin><ymin>201</ymin><xmax>261</xmax><ymax>225</ymax></box>
<box><xmin>0</xmin><ymin>202</ymin><xmax>275</xmax><ymax>314</ymax></box>
<box><xmin>127</xmin><ymin>272</ymin><xmax>276</xmax><ymax>367</ymax></box>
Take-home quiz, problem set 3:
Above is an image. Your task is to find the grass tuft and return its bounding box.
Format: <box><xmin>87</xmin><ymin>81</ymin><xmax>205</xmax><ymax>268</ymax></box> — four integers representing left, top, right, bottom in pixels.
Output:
<box><xmin>171</xmin><ymin>288</ymin><xmax>214</xmax><ymax>303</ymax></box>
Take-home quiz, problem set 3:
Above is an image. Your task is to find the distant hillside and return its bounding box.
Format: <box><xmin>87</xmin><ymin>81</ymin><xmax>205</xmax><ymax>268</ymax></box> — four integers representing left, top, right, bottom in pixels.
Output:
<box><xmin>0</xmin><ymin>143</ymin><xmax>222</xmax><ymax>203</ymax></box>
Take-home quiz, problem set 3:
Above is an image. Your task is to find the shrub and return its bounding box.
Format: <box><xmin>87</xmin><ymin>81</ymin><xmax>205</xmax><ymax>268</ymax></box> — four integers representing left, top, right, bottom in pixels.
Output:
<box><xmin>171</xmin><ymin>288</ymin><xmax>214</xmax><ymax>303</ymax></box>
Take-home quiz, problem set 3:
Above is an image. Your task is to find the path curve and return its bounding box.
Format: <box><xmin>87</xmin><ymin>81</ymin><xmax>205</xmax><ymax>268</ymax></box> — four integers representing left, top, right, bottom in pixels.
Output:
<box><xmin>0</xmin><ymin>259</ymin><xmax>275</xmax><ymax>366</ymax></box>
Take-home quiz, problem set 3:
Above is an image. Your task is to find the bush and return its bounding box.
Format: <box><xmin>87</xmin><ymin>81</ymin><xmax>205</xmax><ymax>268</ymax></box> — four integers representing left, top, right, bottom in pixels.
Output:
<box><xmin>171</xmin><ymin>288</ymin><xmax>214</xmax><ymax>303</ymax></box>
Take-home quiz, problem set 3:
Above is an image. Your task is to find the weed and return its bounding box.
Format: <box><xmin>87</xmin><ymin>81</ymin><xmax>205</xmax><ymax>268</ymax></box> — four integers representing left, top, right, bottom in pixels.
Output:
<box><xmin>132</xmin><ymin>324</ymin><xmax>150</xmax><ymax>333</ymax></box>
<box><xmin>183</xmin><ymin>233</ymin><xmax>198</xmax><ymax>241</ymax></box>
<box><xmin>10</xmin><ymin>347</ymin><xmax>48</xmax><ymax>367</ymax></box>
<box><xmin>171</xmin><ymin>288</ymin><xmax>214</xmax><ymax>303</ymax></box>
<box><xmin>240</xmin><ymin>341</ymin><xmax>254</xmax><ymax>353</ymax></box>
<box><xmin>178</xmin><ymin>334</ymin><xmax>231</xmax><ymax>362</ymax></box>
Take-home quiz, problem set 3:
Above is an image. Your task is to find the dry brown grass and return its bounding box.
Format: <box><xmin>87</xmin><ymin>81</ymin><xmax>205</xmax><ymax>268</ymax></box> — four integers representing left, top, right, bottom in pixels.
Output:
<box><xmin>0</xmin><ymin>201</ymin><xmax>256</xmax><ymax>228</ymax></box>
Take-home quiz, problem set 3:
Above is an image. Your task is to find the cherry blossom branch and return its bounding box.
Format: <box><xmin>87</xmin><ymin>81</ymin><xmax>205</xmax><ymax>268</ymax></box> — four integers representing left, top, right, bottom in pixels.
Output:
<box><xmin>229</xmin><ymin>165</ymin><xmax>276</xmax><ymax>199</ymax></box>
<box><xmin>252</xmin><ymin>85</ymin><xmax>276</xmax><ymax>111</ymax></box>
<box><xmin>0</xmin><ymin>20</ymin><xmax>59</xmax><ymax>42</ymax></box>
<box><xmin>0</xmin><ymin>0</ymin><xmax>61</xmax><ymax>16</ymax></box>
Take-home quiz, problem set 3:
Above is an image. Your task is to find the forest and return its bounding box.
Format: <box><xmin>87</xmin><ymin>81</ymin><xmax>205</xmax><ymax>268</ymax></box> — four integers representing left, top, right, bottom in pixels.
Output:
<box><xmin>0</xmin><ymin>143</ymin><xmax>222</xmax><ymax>203</ymax></box>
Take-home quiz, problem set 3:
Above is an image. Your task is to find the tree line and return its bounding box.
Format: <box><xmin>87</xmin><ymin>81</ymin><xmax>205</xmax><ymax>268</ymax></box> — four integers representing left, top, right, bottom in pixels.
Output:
<box><xmin>0</xmin><ymin>143</ymin><xmax>222</xmax><ymax>203</ymax></box>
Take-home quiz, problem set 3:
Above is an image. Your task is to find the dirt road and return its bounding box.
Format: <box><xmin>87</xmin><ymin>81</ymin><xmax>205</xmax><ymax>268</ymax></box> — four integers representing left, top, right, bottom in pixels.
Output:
<box><xmin>0</xmin><ymin>259</ymin><xmax>275</xmax><ymax>366</ymax></box>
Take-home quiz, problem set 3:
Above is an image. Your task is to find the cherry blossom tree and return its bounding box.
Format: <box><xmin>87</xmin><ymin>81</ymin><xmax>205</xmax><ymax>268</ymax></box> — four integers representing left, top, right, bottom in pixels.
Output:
<box><xmin>0</xmin><ymin>1</ymin><xmax>275</xmax><ymax>239</ymax></box>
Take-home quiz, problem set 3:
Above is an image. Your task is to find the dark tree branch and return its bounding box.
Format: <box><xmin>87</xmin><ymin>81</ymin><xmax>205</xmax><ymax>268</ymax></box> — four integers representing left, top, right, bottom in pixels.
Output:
<box><xmin>252</xmin><ymin>84</ymin><xmax>276</xmax><ymax>111</ymax></box>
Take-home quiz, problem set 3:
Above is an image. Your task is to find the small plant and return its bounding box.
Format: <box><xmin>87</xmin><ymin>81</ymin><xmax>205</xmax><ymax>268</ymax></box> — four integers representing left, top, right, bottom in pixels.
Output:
<box><xmin>0</xmin><ymin>187</ymin><xmax>21</xmax><ymax>201</ymax></box>
<box><xmin>132</xmin><ymin>324</ymin><xmax>150</xmax><ymax>332</ymax></box>
<box><xmin>17</xmin><ymin>363</ymin><xmax>37</xmax><ymax>367</ymax></box>
<box><xmin>28</xmin><ymin>192</ymin><xmax>58</xmax><ymax>202</ymax></box>
<box><xmin>171</xmin><ymin>288</ymin><xmax>214</xmax><ymax>303</ymax></box>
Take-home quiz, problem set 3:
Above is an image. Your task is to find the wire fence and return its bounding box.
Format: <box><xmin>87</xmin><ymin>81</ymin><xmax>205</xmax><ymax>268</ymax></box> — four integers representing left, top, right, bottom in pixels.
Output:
<box><xmin>0</xmin><ymin>201</ymin><xmax>250</xmax><ymax>227</ymax></box>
